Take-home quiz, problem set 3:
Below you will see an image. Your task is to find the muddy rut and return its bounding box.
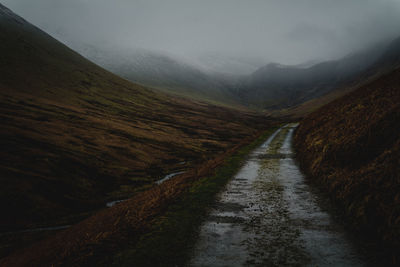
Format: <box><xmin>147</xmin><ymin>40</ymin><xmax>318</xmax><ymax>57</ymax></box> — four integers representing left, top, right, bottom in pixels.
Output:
<box><xmin>189</xmin><ymin>124</ymin><xmax>366</xmax><ymax>266</ymax></box>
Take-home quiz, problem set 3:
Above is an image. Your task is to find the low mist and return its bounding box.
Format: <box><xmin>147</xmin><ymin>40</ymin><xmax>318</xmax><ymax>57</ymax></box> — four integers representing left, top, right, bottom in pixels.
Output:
<box><xmin>3</xmin><ymin>0</ymin><xmax>400</xmax><ymax>71</ymax></box>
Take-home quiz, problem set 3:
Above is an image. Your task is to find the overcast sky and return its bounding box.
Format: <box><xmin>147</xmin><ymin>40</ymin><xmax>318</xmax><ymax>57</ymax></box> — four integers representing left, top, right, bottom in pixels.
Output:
<box><xmin>3</xmin><ymin>0</ymin><xmax>400</xmax><ymax>66</ymax></box>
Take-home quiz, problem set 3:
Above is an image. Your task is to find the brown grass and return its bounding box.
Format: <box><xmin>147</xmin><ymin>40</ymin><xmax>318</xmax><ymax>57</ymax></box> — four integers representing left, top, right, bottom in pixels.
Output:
<box><xmin>294</xmin><ymin>67</ymin><xmax>400</xmax><ymax>263</ymax></box>
<box><xmin>0</xmin><ymin>133</ymin><xmax>266</xmax><ymax>267</ymax></box>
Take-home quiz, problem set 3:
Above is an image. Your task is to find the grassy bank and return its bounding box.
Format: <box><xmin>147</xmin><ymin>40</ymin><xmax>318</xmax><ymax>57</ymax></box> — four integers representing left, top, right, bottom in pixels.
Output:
<box><xmin>294</xmin><ymin>68</ymin><xmax>400</xmax><ymax>264</ymax></box>
<box><xmin>112</xmin><ymin>128</ymin><xmax>278</xmax><ymax>267</ymax></box>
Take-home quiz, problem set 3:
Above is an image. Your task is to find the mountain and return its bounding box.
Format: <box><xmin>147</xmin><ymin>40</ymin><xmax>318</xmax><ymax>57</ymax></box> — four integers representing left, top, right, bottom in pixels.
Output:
<box><xmin>237</xmin><ymin>44</ymin><xmax>386</xmax><ymax>109</ymax></box>
<box><xmin>69</xmin><ymin>44</ymin><xmax>241</xmax><ymax>106</ymax></box>
<box><xmin>66</xmin><ymin>39</ymin><xmax>394</xmax><ymax>114</ymax></box>
<box><xmin>75</xmin><ymin>43</ymin><xmax>386</xmax><ymax>112</ymax></box>
<box><xmin>0</xmin><ymin>3</ymin><xmax>269</xmax><ymax>257</ymax></box>
<box><xmin>273</xmin><ymin>35</ymin><xmax>400</xmax><ymax>118</ymax></box>
<box><xmin>294</xmin><ymin>56</ymin><xmax>400</xmax><ymax>262</ymax></box>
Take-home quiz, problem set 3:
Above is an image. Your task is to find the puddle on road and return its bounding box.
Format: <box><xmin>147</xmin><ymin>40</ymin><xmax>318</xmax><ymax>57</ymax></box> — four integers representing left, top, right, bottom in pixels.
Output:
<box><xmin>189</xmin><ymin>124</ymin><xmax>366</xmax><ymax>266</ymax></box>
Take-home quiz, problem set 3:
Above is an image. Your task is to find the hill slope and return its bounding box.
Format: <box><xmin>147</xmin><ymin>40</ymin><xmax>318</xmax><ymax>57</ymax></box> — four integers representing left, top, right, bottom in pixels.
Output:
<box><xmin>237</xmin><ymin>45</ymin><xmax>385</xmax><ymax>109</ymax></box>
<box><xmin>67</xmin><ymin>40</ymin><xmax>390</xmax><ymax>112</ymax></box>
<box><xmin>294</xmin><ymin>64</ymin><xmax>400</xmax><ymax>262</ymax></box>
<box><xmin>0</xmin><ymin>3</ymin><xmax>269</xmax><ymax>244</ymax></box>
<box><xmin>270</xmin><ymin>36</ymin><xmax>400</xmax><ymax>119</ymax></box>
<box><xmin>69</xmin><ymin>44</ymin><xmax>241</xmax><ymax>107</ymax></box>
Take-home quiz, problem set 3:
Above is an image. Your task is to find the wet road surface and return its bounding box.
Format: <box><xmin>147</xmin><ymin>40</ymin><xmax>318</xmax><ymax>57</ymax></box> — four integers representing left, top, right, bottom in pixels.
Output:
<box><xmin>190</xmin><ymin>124</ymin><xmax>366</xmax><ymax>266</ymax></box>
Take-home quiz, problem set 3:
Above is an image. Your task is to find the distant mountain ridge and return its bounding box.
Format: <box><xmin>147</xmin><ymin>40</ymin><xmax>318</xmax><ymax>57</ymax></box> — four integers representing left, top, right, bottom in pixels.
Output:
<box><xmin>236</xmin><ymin>43</ymin><xmax>387</xmax><ymax>109</ymax></box>
<box><xmin>70</xmin><ymin>39</ymin><xmax>400</xmax><ymax>111</ymax></box>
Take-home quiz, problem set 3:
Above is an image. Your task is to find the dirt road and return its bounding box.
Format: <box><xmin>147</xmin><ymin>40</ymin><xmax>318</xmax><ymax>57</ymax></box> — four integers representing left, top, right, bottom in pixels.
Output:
<box><xmin>190</xmin><ymin>124</ymin><xmax>366</xmax><ymax>266</ymax></box>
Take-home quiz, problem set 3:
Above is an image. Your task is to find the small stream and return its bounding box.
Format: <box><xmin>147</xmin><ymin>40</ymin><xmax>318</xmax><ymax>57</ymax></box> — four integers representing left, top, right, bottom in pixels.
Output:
<box><xmin>189</xmin><ymin>124</ymin><xmax>366</xmax><ymax>266</ymax></box>
<box><xmin>1</xmin><ymin>169</ymin><xmax>188</xmax><ymax>236</ymax></box>
<box><xmin>106</xmin><ymin>171</ymin><xmax>186</xmax><ymax>207</ymax></box>
<box><xmin>155</xmin><ymin>171</ymin><xmax>185</xmax><ymax>185</ymax></box>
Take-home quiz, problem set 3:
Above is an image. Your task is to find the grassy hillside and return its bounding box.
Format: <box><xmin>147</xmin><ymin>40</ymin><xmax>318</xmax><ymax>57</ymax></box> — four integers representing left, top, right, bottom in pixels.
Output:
<box><xmin>0</xmin><ymin>3</ymin><xmax>270</xmax><ymax>254</ymax></box>
<box><xmin>72</xmin><ymin>44</ymin><xmax>242</xmax><ymax>108</ymax></box>
<box><xmin>294</xmin><ymin>66</ymin><xmax>400</xmax><ymax>263</ymax></box>
<box><xmin>0</xmin><ymin>129</ymin><xmax>278</xmax><ymax>267</ymax></box>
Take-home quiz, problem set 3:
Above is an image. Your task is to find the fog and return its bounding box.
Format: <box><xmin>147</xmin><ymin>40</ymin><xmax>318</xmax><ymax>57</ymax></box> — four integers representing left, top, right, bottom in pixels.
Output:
<box><xmin>3</xmin><ymin>0</ymin><xmax>400</xmax><ymax>68</ymax></box>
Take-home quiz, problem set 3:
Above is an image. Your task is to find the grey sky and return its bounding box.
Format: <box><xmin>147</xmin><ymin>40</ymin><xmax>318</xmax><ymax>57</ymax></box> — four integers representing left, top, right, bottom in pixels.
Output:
<box><xmin>2</xmin><ymin>0</ymin><xmax>400</xmax><ymax>65</ymax></box>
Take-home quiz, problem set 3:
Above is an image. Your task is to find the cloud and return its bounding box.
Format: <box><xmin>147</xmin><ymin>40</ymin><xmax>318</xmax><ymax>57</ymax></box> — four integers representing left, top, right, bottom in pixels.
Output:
<box><xmin>3</xmin><ymin>0</ymin><xmax>400</xmax><ymax>66</ymax></box>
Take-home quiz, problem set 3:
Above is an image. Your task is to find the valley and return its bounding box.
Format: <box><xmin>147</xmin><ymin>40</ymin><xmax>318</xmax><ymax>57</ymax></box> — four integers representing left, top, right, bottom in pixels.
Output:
<box><xmin>1</xmin><ymin>1</ymin><xmax>400</xmax><ymax>266</ymax></box>
<box><xmin>0</xmin><ymin>3</ymin><xmax>272</xmax><ymax>259</ymax></box>
<box><xmin>70</xmin><ymin>39</ymin><xmax>387</xmax><ymax>113</ymax></box>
